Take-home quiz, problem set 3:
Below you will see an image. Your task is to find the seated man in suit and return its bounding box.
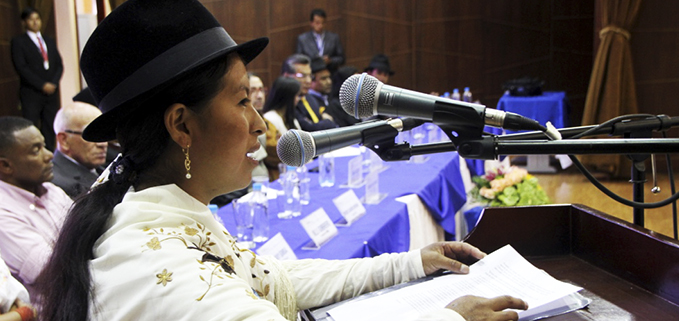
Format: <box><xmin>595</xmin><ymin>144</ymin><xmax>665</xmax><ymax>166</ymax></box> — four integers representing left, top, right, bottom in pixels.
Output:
<box><xmin>0</xmin><ymin>116</ymin><xmax>72</xmax><ymax>302</ymax></box>
<box><xmin>73</xmin><ymin>87</ymin><xmax>121</xmax><ymax>167</ymax></box>
<box><xmin>296</xmin><ymin>8</ymin><xmax>344</xmax><ymax>73</ymax></box>
<box><xmin>281</xmin><ymin>54</ymin><xmax>337</xmax><ymax>131</ymax></box>
<box><xmin>309</xmin><ymin>57</ymin><xmax>359</xmax><ymax>127</ymax></box>
<box><xmin>52</xmin><ymin>100</ymin><xmax>108</xmax><ymax>198</ymax></box>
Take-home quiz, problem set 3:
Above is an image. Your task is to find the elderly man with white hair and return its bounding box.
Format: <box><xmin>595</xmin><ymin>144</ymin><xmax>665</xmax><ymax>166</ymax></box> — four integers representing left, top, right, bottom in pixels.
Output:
<box><xmin>52</xmin><ymin>100</ymin><xmax>107</xmax><ymax>198</ymax></box>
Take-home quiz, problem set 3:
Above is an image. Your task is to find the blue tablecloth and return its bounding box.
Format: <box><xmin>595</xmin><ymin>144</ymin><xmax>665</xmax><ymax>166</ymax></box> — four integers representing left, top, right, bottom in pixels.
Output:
<box><xmin>217</xmin><ymin>151</ymin><xmax>467</xmax><ymax>260</ymax></box>
<box><xmin>486</xmin><ymin>92</ymin><xmax>569</xmax><ymax>135</ymax></box>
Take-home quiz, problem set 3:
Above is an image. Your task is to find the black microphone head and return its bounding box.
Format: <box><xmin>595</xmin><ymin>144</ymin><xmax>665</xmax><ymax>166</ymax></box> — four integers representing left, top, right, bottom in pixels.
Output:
<box><xmin>277</xmin><ymin>129</ymin><xmax>316</xmax><ymax>167</ymax></box>
<box><xmin>339</xmin><ymin>73</ymin><xmax>382</xmax><ymax>119</ymax></box>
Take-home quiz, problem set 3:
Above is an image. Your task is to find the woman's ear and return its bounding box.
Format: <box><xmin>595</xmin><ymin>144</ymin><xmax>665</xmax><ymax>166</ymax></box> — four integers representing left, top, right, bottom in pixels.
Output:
<box><xmin>164</xmin><ymin>103</ymin><xmax>193</xmax><ymax>148</ymax></box>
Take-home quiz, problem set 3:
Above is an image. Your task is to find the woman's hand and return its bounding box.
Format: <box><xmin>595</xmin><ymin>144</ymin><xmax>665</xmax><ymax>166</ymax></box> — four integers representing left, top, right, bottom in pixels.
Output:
<box><xmin>420</xmin><ymin>242</ymin><xmax>486</xmax><ymax>275</ymax></box>
<box><xmin>447</xmin><ymin>295</ymin><xmax>528</xmax><ymax>321</ymax></box>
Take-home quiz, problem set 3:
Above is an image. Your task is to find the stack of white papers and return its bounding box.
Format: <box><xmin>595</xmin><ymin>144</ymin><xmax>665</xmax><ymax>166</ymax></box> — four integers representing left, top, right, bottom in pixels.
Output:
<box><xmin>327</xmin><ymin>245</ymin><xmax>590</xmax><ymax>321</ymax></box>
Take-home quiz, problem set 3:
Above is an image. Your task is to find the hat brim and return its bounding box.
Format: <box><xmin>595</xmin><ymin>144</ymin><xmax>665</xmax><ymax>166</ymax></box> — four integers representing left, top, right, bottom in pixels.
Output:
<box><xmin>83</xmin><ymin>37</ymin><xmax>269</xmax><ymax>142</ymax></box>
<box><xmin>364</xmin><ymin>66</ymin><xmax>395</xmax><ymax>76</ymax></box>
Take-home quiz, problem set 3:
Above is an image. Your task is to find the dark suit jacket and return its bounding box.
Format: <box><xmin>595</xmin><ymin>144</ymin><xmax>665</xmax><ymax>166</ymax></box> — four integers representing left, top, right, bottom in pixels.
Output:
<box><xmin>11</xmin><ymin>33</ymin><xmax>63</xmax><ymax>93</ymax></box>
<box><xmin>296</xmin><ymin>31</ymin><xmax>344</xmax><ymax>71</ymax></box>
<box><xmin>295</xmin><ymin>94</ymin><xmax>338</xmax><ymax>131</ymax></box>
<box><xmin>52</xmin><ymin>150</ymin><xmax>101</xmax><ymax>199</ymax></box>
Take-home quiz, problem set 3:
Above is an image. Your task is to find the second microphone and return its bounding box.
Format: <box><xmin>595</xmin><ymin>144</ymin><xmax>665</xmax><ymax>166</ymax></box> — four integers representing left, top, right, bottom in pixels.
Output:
<box><xmin>277</xmin><ymin>118</ymin><xmax>424</xmax><ymax>167</ymax></box>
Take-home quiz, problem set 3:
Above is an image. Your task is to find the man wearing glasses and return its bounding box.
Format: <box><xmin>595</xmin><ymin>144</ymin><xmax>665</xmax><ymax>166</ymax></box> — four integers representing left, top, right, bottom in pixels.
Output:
<box><xmin>51</xmin><ymin>100</ymin><xmax>108</xmax><ymax>198</ymax></box>
<box><xmin>281</xmin><ymin>54</ymin><xmax>337</xmax><ymax>131</ymax></box>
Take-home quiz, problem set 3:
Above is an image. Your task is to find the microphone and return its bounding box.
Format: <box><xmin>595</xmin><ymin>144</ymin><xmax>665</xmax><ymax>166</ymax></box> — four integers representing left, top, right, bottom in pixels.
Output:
<box><xmin>339</xmin><ymin>73</ymin><xmax>545</xmax><ymax>133</ymax></box>
<box><xmin>277</xmin><ymin>118</ymin><xmax>424</xmax><ymax>167</ymax></box>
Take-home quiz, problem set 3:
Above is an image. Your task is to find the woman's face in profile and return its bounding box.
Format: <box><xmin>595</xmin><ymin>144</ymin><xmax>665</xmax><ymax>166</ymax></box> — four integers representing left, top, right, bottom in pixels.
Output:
<box><xmin>189</xmin><ymin>55</ymin><xmax>267</xmax><ymax>196</ymax></box>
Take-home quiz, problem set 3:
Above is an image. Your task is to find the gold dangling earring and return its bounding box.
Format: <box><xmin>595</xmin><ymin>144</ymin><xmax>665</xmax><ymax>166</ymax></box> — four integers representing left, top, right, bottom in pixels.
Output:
<box><xmin>183</xmin><ymin>145</ymin><xmax>192</xmax><ymax>179</ymax></box>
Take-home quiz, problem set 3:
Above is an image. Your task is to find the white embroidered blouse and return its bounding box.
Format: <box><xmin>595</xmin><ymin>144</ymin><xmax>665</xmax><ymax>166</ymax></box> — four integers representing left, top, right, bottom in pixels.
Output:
<box><xmin>89</xmin><ymin>184</ymin><xmax>463</xmax><ymax>321</ymax></box>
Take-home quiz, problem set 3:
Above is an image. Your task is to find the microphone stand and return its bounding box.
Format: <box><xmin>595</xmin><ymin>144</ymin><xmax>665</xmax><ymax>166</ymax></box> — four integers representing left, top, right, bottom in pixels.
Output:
<box><xmin>365</xmin><ymin>115</ymin><xmax>679</xmax><ymax>228</ymax></box>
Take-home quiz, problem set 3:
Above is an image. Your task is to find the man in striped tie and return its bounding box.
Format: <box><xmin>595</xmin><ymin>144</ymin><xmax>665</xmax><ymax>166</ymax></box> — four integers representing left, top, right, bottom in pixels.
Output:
<box><xmin>10</xmin><ymin>7</ymin><xmax>63</xmax><ymax>152</ymax></box>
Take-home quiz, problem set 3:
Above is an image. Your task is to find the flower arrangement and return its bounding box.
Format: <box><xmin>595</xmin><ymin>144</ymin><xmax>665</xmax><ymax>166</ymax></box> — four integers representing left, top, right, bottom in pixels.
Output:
<box><xmin>469</xmin><ymin>165</ymin><xmax>550</xmax><ymax>207</ymax></box>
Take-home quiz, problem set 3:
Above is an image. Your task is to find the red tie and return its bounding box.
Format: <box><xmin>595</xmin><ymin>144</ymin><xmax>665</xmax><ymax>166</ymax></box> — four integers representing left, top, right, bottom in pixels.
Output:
<box><xmin>37</xmin><ymin>36</ymin><xmax>48</xmax><ymax>62</ymax></box>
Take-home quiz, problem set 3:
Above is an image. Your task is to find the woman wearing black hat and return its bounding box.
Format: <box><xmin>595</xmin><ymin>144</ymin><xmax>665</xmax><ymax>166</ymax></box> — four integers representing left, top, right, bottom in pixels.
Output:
<box><xmin>37</xmin><ymin>1</ymin><xmax>526</xmax><ymax>320</ymax></box>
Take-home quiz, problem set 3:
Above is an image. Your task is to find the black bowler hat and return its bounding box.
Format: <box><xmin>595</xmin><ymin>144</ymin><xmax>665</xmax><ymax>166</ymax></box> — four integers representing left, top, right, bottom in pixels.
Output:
<box><xmin>364</xmin><ymin>54</ymin><xmax>395</xmax><ymax>75</ymax></box>
<box><xmin>72</xmin><ymin>87</ymin><xmax>97</xmax><ymax>106</ymax></box>
<box><xmin>310</xmin><ymin>57</ymin><xmax>328</xmax><ymax>74</ymax></box>
<box><xmin>81</xmin><ymin>0</ymin><xmax>269</xmax><ymax>142</ymax></box>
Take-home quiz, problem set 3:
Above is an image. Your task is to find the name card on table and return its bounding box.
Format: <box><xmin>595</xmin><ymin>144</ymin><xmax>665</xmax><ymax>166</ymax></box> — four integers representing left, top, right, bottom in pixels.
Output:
<box><xmin>333</xmin><ymin>189</ymin><xmax>366</xmax><ymax>226</ymax></box>
<box><xmin>363</xmin><ymin>171</ymin><xmax>387</xmax><ymax>204</ymax></box>
<box><xmin>346</xmin><ymin>155</ymin><xmax>364</xmax><ymax>188</ymax></box>
<box><xmin>369</xmin><ymin>149</ymin><xmax>387</xmax><ymax>173</ymax></box>
<box><xmin>256</xmin><ymin>232</ymin><xmax>298</xmax><ymax>261</ymax></box>
<box><xmin>300</xmin><ymin>208</ymin><xmax>338</xmax><ymax>250</ymax></box>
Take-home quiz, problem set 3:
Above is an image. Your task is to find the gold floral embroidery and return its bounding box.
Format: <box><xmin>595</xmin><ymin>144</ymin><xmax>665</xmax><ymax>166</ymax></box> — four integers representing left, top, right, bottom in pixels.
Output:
<box><xmin>184</xmin><ymin>226</ymin><xmax>198</xmax><ymax>236</ymax></box>
<box><xmin>142</xmin><ymin>222</ymin><xmax>272</xmax><ymax>302</ymax></box>
<box><xmin>156</xmin><ymin>269</ymin><xmax>173</xmax><ymax>286</ymax></box>
<box><xmin>146</xmin><ymin>237</ymin><xmax>161</xmax><ymax>250</ymax></box>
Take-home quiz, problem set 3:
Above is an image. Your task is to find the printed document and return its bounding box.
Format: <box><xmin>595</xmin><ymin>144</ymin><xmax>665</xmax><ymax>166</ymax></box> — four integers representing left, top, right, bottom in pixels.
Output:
<box><xmin>327</xmin><ymin>245</ymin><xmax>589</xmax><ymax>321</ymax></box>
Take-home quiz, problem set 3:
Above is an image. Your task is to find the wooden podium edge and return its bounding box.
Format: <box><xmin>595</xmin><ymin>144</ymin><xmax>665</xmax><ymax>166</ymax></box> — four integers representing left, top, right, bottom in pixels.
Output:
<box><xmin>463</xmin><ymin>203</ymin><xmax>679</xmax><ymax>306</ymax></box>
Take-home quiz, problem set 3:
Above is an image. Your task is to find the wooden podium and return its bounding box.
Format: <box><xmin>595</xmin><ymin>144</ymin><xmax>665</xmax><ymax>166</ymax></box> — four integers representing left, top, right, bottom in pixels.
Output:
<box><xmin>465</xmin><ymin>204</ymin><xmax>679</xmax><ymax>319</ymax></box>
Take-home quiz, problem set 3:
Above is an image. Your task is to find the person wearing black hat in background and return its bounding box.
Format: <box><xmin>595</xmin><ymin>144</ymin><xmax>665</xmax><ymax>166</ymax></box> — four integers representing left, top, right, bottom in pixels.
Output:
<box><xmin>364</xmin><ymin>53</ymin><xmax>395</xmax><ymax>84</ymax></box>
<box><xmin>310</xmin><ymin>59</ymin><xmax>360</xmax><ymax>127</ymax></box>
<box><xmin>11</xmin><ymin>7</ymin><xmax>64</xmax><ymax>152</ymax></box>
<box><xmin>362</xmin><ymin>54</ymin><xmax>397</xmax><ymax>121</ymax></box>
<box><xmin>36</xmin><ymin>1</ymin><xmax>527</xmax><ymax>320</ymax></box>
<box><xmin>296</xmin><ymin>8</ymin><xmax>345</xmax><ymax>74</ymax></box>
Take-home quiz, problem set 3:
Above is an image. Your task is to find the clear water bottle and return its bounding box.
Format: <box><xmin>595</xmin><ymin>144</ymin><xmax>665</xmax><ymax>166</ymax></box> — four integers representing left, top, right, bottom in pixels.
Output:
<box><xmin>250</xmin><ymin>183</ymin><xmax>269</xmax><ymax>243</ymax></box>
<box><xmin>451</xmin><ymin>88</ymin><xmax>461</xmax><ymax>101</ymax></box>
<box><xmin>297</xmin><ymin>164</ymin><xmax>310</xmax><ymax>205</ymax></box>
<box><xmin>208</xmin><ymin>204</ymin><xmax>224</xmax><ymax>226</ymax></box>
<box><xmin>319</xmin><ymin>153</ymin><xmax>335</xmax><ymax>187</ymax></box>
<box><xmin>463</xmin><ymin>87</ymin><xmax>472</xmax><ymax>102</ymax></box>
<box><xmin>281</xmin><ymin>165</ymin><xmax>301</xmax><ymax>218</ymax></box>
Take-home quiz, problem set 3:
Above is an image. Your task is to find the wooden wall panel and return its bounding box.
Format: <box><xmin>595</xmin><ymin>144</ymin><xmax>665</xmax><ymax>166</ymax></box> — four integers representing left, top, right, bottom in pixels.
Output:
<box><xmin>202</xmin><ymin>0</ymin><xmax>272</xmax><ymax>86</ymax></box>
<box><xmin>482</xmin><ymin>1</ymin><xmax>552</xmax><ymax>110</ymax></box>
<box><xmin>0</xmin><ymin>0</ymin><xmax>22</xmax><ymax>117</ymax></box>
<box><xmin>631</xmin><ymin>0</ymin><xmax>679</xmax><ymax>121</ymax></box>
<box><xmin>413</xmin><ymin>1</ymin><xmax>483</xmax><ymax>95</ymax></box>
<box><xmin>1</xmin><ymin>0</ymin><xmax>596</xmax><ymax>128</ymax></box>
<box><xmin>199</xmin><ymin>0</ymin><xmax>593</xmax><ymax>124</ymax></box>
<box><xmin>342</xmin><ymin>0</ymin><xmax>412</xmax><ymax>88</ymax></box>
<box><xmin>549</xmin><ymin>2</ymin><xmax>593</xmax><ymax>127</ymax></box>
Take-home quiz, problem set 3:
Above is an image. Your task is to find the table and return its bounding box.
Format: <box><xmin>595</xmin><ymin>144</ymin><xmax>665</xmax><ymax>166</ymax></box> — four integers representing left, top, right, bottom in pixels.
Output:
<box><xmin>490</xmin><ymin>92</ymin><xmax>570</xmax><ymax>172</ymax></box>
<box><xmin>217</xmin><ymin>150</ymin><xmax>468</xmax><ymax>260</ymax></box>
<box><xmin>496</xmin><ymin>91</ymin><xmax>569</xmax><ymax>133</ymax></box>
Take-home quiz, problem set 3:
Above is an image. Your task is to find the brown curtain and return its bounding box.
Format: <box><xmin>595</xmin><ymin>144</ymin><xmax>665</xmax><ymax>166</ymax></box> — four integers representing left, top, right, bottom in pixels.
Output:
<box><xmin>581</xmin><ymin>0</ymin><xmax>642</xmax><ymax>178</ymax></box>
